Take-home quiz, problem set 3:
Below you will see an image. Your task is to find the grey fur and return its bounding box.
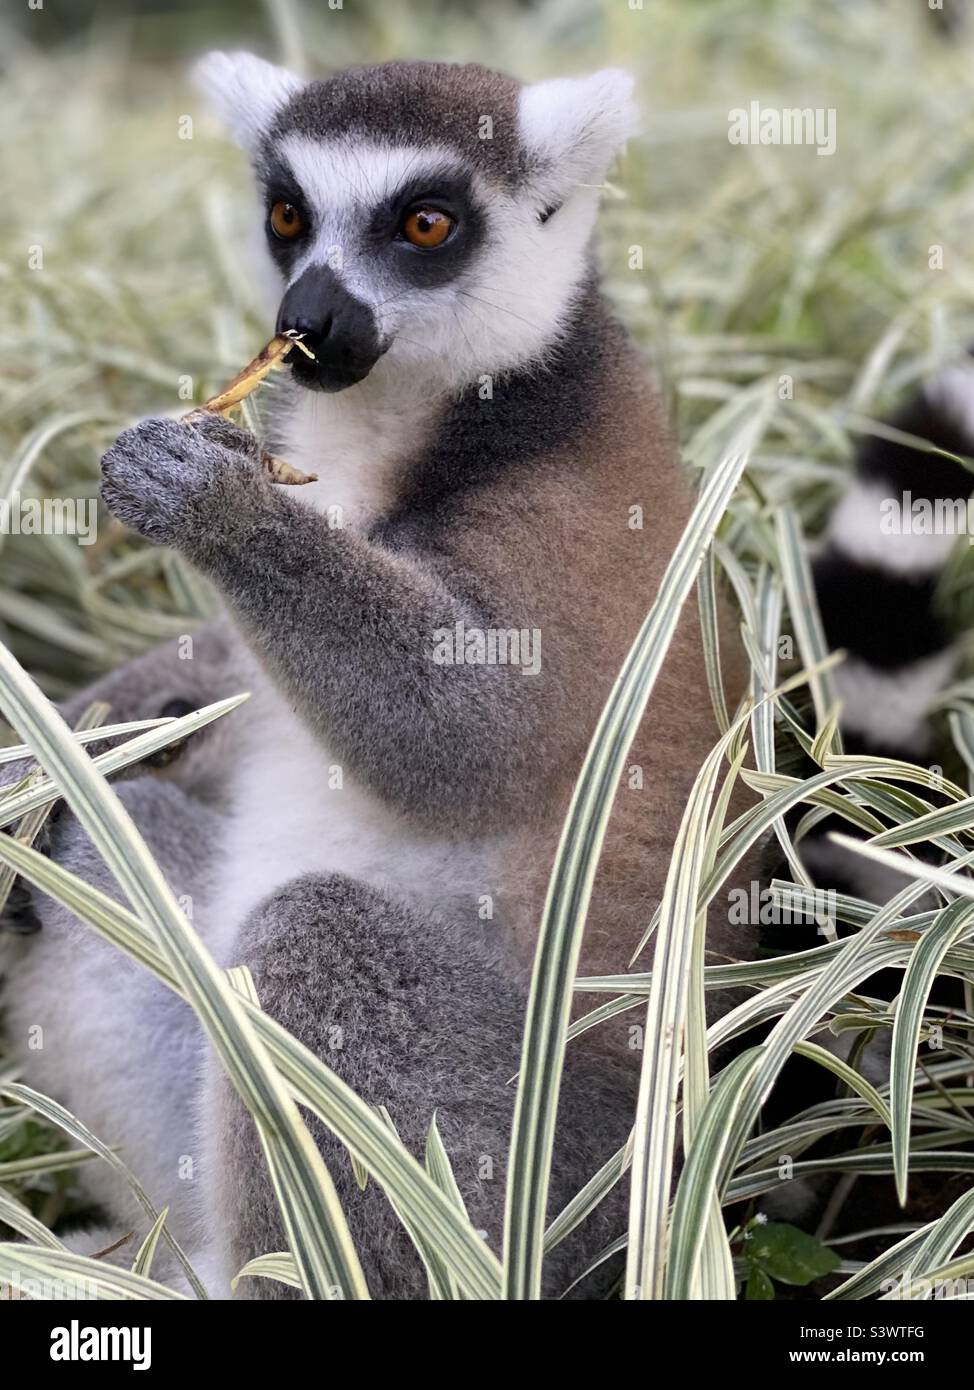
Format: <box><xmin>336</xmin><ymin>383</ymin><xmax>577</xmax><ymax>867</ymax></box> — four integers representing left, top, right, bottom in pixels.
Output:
<box><xmin>208</xmin><ymin>872</ymin><xmax>631</xmax><ymax>1299</ymax></box>
<box><xmin>264</xmin><ymin>61</ymin><xmax>527</xmax><ymax>185</ymax></box>
<box><xmin>2</xmin><ymin>57</ymin><xmax>747</xmax><ymax>1299</ymax></box>
<box><xmin>1</xmin><ymin>777</ymin><xmax>216</xmax><ymax>1247</ymax></box>
<box><xmin>2</xmin><ymin>690</ymin><xmax>633</xmax><ymax>1297</ymax></box>
<box><xmin>0</xmin><ymin>613</ymin><xmax>633</xmax><ymax>1299</ymax></box>
<box><xmin>100</xmin><ymin>411</ymin><xmax>545</xmax><ymax>831</ymax></box>
<box><xmin>50</xmin><ymin>619</ymin><xmax>247</xmax><ymax>801</ymax></box>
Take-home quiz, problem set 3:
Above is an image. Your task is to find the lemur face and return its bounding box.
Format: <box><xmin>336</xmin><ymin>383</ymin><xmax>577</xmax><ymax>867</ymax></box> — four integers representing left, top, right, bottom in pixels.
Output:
<box><xmin>195</xmin><ymin>56</ymin><xmax>638</xmax><ymax>393</ymax></box>
<box><xmin>260</xmin><ymin>135</ymin><xmax>491</xmax><ymax>392</ymax></box>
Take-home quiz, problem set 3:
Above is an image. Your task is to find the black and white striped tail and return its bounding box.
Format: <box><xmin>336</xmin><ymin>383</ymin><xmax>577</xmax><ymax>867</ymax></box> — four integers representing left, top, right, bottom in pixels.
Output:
<box><xmin>771</xmin><ymin>365</ymin><xmax>974</xmax><ymax>1096</ymax></box>
<box><xmin>795</xmin><ymin>363</ymin><xmax>973</xmax><ymax>902</ymax></box>
<box><xmin>814</xmin><ymin>364</ymin><xmax>973</xmax><ymax>761</ymax></box>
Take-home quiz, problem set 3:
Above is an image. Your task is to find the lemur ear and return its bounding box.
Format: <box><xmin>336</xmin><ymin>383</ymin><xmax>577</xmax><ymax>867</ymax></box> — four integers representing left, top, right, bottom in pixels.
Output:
<box><xmin>518</xmin><ymin>69</ymin><xmax>638</xmax><ymax>205</ymax></box>
<box><xmin>192</xmin><ymin>51</ymin><xmax>303</xmax><ymax>154</ymax></box>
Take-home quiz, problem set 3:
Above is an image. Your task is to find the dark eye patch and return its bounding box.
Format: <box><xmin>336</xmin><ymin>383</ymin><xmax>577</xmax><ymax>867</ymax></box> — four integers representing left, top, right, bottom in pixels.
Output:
<box><xmin>259</xmin><ymin>154</ymin><xmax>313</xmax><ymax>275</ymax></box>
<box><xmin>159</xmin><ymin>699</ymin><xmax>195</xmax><ymax>720</ymax></box>
<box><xmin>369</xmin><ymin>167</ymin><xmax>485</xmax><ymax>288</ymax></box>
<box><xmin>255</xmin><ymin>150</ymin><xmax>486</xmax><ymax>288</ymax></box>
<box><xmin>143</xmin><ymin>698</ymin><xmax>196</xmax><ymax>770</ymax></box>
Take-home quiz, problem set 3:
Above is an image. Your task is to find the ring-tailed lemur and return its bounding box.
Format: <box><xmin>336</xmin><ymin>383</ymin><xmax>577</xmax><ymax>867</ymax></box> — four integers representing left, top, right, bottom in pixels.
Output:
<box><xmin>0</xmin><ymin>55</ymin><xmax>754</xmax><ymax>1298</ymax></box>
<box><xmin>798</xmin><ymin>364</ymin><xmax>973</xmax><ymax>900</ymax></box>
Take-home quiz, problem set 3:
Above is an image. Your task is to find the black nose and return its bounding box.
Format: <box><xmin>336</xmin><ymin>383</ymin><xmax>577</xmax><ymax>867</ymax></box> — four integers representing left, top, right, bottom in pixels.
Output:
<box><xmin>275</xmin><ymin>264</ymin><xmax>383</xmax><ymax>392</ymax></box>
<box><xmin>277</xmin><ymin>309</ymin><xmax>334</xmax><ymax>356</ymax></box>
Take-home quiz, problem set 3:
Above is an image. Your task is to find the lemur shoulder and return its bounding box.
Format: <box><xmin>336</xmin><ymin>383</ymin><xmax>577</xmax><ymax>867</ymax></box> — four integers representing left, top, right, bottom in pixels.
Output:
<box><xmin>1</xmin><ymin>54</ymin><xmax>753</xmax><ymax>1297</ymax></box>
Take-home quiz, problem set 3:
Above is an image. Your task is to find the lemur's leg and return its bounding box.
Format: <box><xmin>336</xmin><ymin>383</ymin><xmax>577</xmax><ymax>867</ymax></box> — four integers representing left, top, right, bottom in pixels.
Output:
<box><xmin>100</xmin><ymin>415</ymin><xmax>548</xmax><ymax>835</ymax></box>
<box><xmin>202</xmin><ymin>872</ymin><xmax>635</xmax><ymax>1301</ymax></box>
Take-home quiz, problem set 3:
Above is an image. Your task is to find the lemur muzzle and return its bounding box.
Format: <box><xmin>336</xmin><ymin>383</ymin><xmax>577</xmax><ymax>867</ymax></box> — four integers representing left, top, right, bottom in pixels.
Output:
<box><xmin>276</xmin><ymin>264</ymin><xmax>385</xmax><ymax>392</ymax></box>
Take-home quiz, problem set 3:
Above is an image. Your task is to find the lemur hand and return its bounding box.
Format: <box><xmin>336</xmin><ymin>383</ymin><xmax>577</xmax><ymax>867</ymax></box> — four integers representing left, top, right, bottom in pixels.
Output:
<box><xmin>101</xmin><ymin>414</ymin><xmax>266</xmax><ymax>547</ymax></box>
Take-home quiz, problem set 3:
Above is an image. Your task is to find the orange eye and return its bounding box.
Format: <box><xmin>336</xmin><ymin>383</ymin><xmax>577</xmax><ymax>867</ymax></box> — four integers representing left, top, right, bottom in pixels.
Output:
<box><xmin>401</xmin><ymin>208</ymin><xmax>454</xmax><ymax>249</ymax></box>
<box><xmin>270</xmin><ymin>201</ymin><xmax>304</xmax><ymax>240</ymax></box>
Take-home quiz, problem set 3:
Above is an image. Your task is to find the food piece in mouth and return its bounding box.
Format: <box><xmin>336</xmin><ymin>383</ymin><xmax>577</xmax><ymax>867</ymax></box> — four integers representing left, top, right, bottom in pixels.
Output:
<box><xmin>183</xmin><ymin>331</ymin><xmax>319</xmax><ymax>486</ymax></box>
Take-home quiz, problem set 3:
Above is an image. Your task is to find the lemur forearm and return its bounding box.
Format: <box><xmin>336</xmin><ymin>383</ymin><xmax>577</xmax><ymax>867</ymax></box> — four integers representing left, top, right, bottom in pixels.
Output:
<box><xmin>184</xmin><ymin>484</ymin><xmax>544</xmax><ymax>827</ymax></box>
<box><xmin>99</xmin><ymin>415</ymin><xmax>549</xmax><ymax>827</ymax></box>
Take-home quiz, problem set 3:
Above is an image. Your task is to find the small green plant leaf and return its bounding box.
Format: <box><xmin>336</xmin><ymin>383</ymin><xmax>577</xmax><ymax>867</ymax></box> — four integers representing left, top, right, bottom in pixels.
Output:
<box><xmin>747</xmin><ymin>1223</ymin><xmax>840</xmax><ymax>1286</ymax></box>
<box><xmin>746</xmin><ymin>1266</ymin><xmax>775</xmax><ymax>1300</ymax></box>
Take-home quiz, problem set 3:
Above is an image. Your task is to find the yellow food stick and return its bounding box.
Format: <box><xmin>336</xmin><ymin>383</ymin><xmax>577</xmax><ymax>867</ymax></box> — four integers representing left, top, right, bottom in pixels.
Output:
<box><xmin>182</xmin><ymin>334</ymin><xmax>319</xmax><ymax>486</ymax></box>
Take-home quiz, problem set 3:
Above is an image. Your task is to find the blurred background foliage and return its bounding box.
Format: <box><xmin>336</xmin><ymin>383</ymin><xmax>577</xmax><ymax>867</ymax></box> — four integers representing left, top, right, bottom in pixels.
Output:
<box><xmin>2</xmin><ymin>0</ymin><xmax>974</xmax><ymax>699</ymax></box>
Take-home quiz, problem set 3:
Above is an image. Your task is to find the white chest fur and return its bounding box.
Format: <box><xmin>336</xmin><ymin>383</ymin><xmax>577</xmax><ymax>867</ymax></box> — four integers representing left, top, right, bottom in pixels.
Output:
<box><xmin>207</xmin><ymin>379</ymin><xmax>490</xmax><ymax>961</ymax></box>
<box><xmin>272</xmin><ymin>370</ymin><xmax>440</xmax><ymax>530</ymax></box>
<box><xmin>207</xmin><ymin>668</ymin><xmax>490</xmax><ymax>967</ymax></box>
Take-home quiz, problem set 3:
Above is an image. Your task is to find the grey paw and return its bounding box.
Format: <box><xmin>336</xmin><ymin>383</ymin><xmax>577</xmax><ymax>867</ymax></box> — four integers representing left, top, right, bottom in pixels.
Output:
<box><xmin>100</xmin><ymin>414</ymin><xmax>263</xmax><ymax>547</ymax></box>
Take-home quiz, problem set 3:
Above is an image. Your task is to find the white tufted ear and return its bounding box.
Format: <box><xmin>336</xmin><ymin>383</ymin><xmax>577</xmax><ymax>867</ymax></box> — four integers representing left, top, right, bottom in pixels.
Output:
<box><xmin>518</xmin><ymin>69</ymin><xmax>638</xmax><ymax>205</ymax></box>
<box><xmin>192</xmin><ymin>51</ymin><xmax>303</xmax><ymax>154</ymax></box>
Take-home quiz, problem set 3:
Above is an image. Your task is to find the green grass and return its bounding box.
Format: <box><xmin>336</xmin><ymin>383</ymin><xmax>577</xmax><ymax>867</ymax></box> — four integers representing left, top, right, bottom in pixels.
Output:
<box><xmin>4</xmin><ymin>0</ymin><xmax>974</xmax><ymax>1300</ymax></box>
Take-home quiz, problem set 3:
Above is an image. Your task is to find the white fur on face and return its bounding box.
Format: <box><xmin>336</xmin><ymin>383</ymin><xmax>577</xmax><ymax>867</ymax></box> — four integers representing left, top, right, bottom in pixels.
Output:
<box><xmin>198</xmin><ymin>57</ymin><xmax>638</xmax><ymax>516</ymax></box>
<box><xmin>262</xmin><ymin>127</ymin><xmax>604</xmax><ymax>527</ymax></box>
<box><xmin>269</xmin><ymin>132</ymin><xmax>608</xmax><ymax>393</ymax></box>
<box><xmin>195</xmin><ymin>54</ymin><xmax>638</xmax><ymax>391</ymax></box>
